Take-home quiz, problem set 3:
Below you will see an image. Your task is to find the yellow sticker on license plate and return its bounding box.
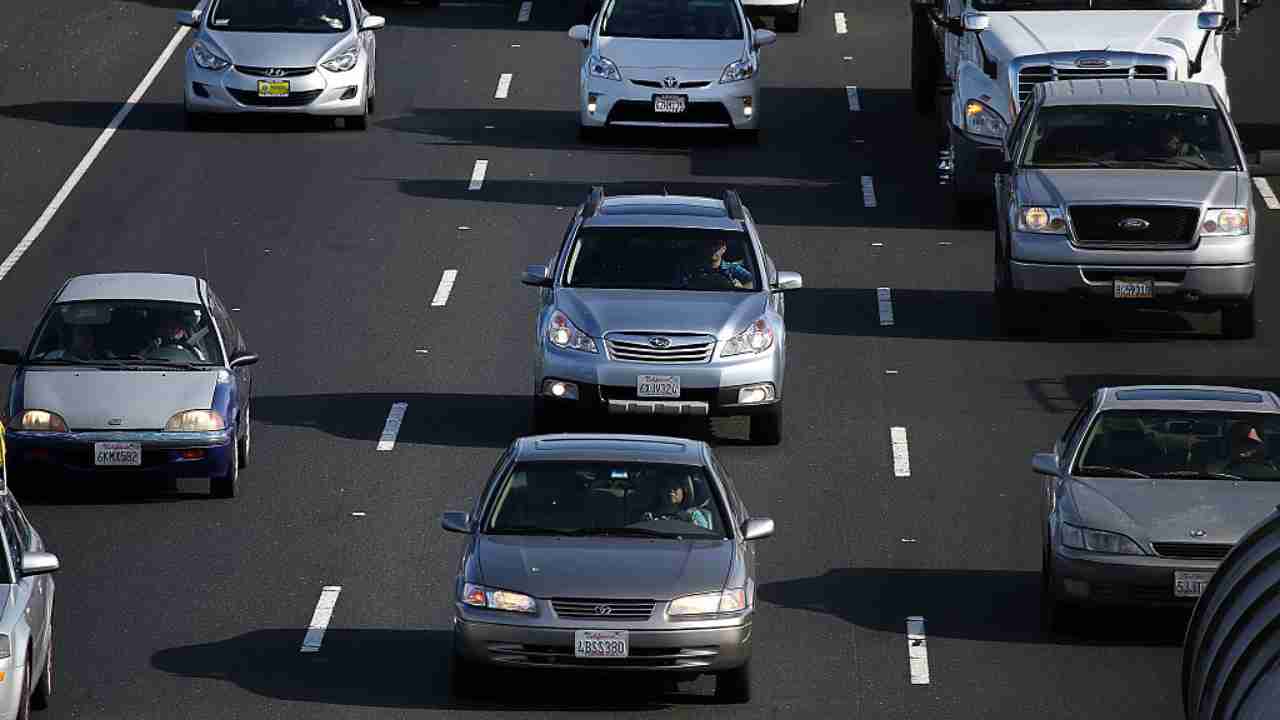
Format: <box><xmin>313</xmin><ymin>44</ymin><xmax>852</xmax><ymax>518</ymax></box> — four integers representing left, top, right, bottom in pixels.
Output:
<box><xmin>258</xmin><ymin>80</ymin><xmax>290</xmax><ymax>97</ymax></box>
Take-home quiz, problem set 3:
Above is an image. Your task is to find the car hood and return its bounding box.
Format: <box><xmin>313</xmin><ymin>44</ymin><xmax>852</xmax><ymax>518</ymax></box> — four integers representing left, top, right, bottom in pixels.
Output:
<box><xmin>201</xmin><ymin>30</ymin><xmax>351</xmax><ymax>68</ymax></box>
<box><xmin>1067</xmin><ymin>477</ymin><xmax>1280</xmax><ymax>545</ymax></box>
<box><xmin>556</xmin><ymin>288</ymin><xmax>767</xmax><ymax>340</ymax></box>
<box><xmin>22</xmin><ymin>368</ymin><xmax>221</xmax><ymax>431</ymax></box>
<box><xmin>597</xmin><ymin>36</ymin><xmax>744</xmax><ymax>73</ymax></box>
<box><xmin>984</xmin><ymin>11</ymin><xmax>1200</xmax><ymax>63</ymax></box>
<box><xmin>1017</xmin><ymin>169</ymin><xmax>1242</xmax><ymax>208</ymax></box>
<box><xmin>476</xmin><ymin>536</ymin><xmax>734</xmax><ymax>599</ymax></box>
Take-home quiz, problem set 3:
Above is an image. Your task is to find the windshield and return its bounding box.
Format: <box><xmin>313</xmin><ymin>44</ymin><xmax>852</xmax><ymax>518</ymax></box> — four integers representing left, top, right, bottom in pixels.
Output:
<box><xmin>208</xmin><ymin>0</ymin><xmax>351</xmax><ymax>33</ymax></box>
<box><xmin>28</xmin><ymin>301</ymin><xmax>224</xmax><ymax>367</ymax></box>
<box><xmin>600</xmin><ymin>0</ymin><xmax>744</xmax><ymax>40</ymax></box>
<box><xmin>1023</xmin><ymin>106</ymin><xmax>1240</xmax><ymax>170</ymax></box>
<box><xmin>1074</xmin><ymin>410</ymin><xmax>1280</xmax><ymax>482</ymax></box>
<box><xmin>485</xmin><ymin>461</ymin><xmax>728</xmax><ymax>539</ymax></box>
<box><xmin>972</xmin><ymin>0</ymin><xmax>1203</xmax><ymax>10</ymax></box>
<box><xmin>564</xmin><ymin>227</ymin><xmax>759</xmax><ymax>291</ymax></box>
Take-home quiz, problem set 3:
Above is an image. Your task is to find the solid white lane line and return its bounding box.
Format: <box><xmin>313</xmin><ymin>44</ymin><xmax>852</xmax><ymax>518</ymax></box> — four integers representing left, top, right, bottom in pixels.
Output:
<box><xmin>861</xmin><ymin>176</ymin><xmax>878</xmax><ymax>208</ymax></box>
<box><xmin>495</xmin><ymin>73</ymin><xmax>513</xmax><ymax>99</ymax></box>
<box><xmin>376</xmin><ymin>402</ymin><xmax>409</xmax><ymax>451</ymax></box>
<box><xmin>300</xmin><ymin>586</ymin><xmax>342</xmax><ymax>653</ymax></box>
<box><xmin>846</xmin><ymin>85</ymin><xmax>860</xmax><ymax>111</ymax></box>
<box><xmin>1255</xmin><ymin>178</ymin><xmax>1280</xmax><ymax>210</ymax></box>
<box><xmin>834</xmin><ymin>11</ymin><xmax>848</xmax><ymax>34</ymax></box>
<box><xmin>890</xmin><ymin>426</ymin><xmax>911</xmax><ymax>477</ymax></box>
<box><xmin>0</xmin><ymin>26</ymin><xmax>190</xmax><ymax>283</ymax></box>
<box><xmin>906</xmin><ymin>616</ymin><xmax>930</xmax><ymax>684</ymax></box>
<box><xmin>431</xmin><ymin>269</ymin><xmax>459</xmax><ymax>307</ymax></box>
<box><xmin>517</xmin><ymin>0</ymin><xmax>532</xmax><ymax>22</ymax></box>
<box><xmin>877</xmin><ymin>287</ymin><xmax>894</xmax><ymax>327</ymax></box>
<box><xmin>468</xmin><ymin>160</ymin><xmax>488</xmax><ymax>190</ymax></box>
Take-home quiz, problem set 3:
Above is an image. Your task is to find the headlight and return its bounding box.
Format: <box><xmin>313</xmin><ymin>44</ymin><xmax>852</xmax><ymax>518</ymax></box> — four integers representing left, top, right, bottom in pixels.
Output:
<box><xmin>320</xmin><ymin>46</ymin><xmax>360</xmax><ymax>73</ymax></box>
<box><xmin>14</xmin><ymin>410</ymin><xmax>67</xmax><ymax>432</ymax></box>
<box><xmin>1201</xmin><ymin>208</ymin><xmax>1249</xmax><ymax>236</ymax></box>
<box><xmin>1017</xmin><ymin>206</ymin><xmax>1068</xmax><ymax>234</ymax></box>
<box><xmin>191</xmin><ymin>41</ymin><xmax>231</xmax><ymax>71</ymax></box>
<box><xmin>164</xmin><ymin>409</ymin><xmax>226</xmax><ymax>432</ymax></box>
<box><xmin>721</xmin><ymin>317</ymin><xmax>774</xmax><ymax>357</ymax></box>
<box><xmin>669</xmin><ymin>588</ymin><xmax>747</xmax><ymax>616</ymax></box>
<box><xmin>1060</xmin><ymin>523</ymin><xmax>1145</xmax><ymax>556</ymax></box>
<box><xmin>546</xmin><ymin>310</ymin><xmax>598</xmax><ymax>353</ymax></box>
<box><xmin>964</xmin><ymin>99</ymin><xmax>1008</xmax><ymax>139</ymax></box>
<box><xmin>587</xmin><ymin>55</ymin><xmax>622</xmax><ymax>82</ymax></box>
<box><xmin>719</xmin><ymin>57</ymin><xmax>757</xmax><ymax>84</ymax></box>
<box><xmin>461</xmin><ymin>583</ymin><xmax>537</xmax><ymax>613</ymax></box>
<box><xmin>0</xmin><ymin>633</ymin><xmax>9</xmax><ymax>660</ymax></box>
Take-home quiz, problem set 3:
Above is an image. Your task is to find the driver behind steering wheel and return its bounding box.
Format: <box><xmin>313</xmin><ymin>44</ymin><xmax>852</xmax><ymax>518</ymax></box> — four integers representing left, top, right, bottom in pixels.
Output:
<box><xmin>642</xmin><ymin>475</ymin><xmax>713</xmax><ymax>529</ymax></box>
<box><xmin>678</xmin><ymin>235</ymin><xmax>753</xmax><ymax>290</ymax></box>
<box><xmin>142</xmin><ymin>309</ymin><xmax>208</xmax><ymax>361</ymax></box>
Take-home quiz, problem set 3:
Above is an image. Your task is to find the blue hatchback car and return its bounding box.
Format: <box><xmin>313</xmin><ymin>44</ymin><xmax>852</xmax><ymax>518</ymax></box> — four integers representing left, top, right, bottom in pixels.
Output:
<box><xmin>0</xmin><ymin>273</ymin><xmax>258</xmax><ymax>497</ymax></box>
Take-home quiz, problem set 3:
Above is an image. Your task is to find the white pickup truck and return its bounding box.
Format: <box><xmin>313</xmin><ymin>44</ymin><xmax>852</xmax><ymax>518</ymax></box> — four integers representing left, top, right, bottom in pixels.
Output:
<box><xmin>910</xmin><ymin>0</ymin><xmax>1265</xmax><ymax>217</ymax></box>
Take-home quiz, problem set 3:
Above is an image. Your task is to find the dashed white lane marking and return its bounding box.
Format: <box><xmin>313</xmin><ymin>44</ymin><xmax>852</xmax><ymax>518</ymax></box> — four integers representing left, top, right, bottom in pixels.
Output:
<box><xmin>495</xmin><ymin>73</ymin><xmax>513</xmax><ymax>99</ymax></box>
<box><xmin>834</xmin><ymin>11</ymin><xmax>847</xmax><ymax>34</ymax></box>
<box><xmin>861</xmin><ymin>176</ymin><xmax>878</xmax><ymax>207</ymax></box>
<box><xmin>846</xmin><ymin>85</ymin><xmax>860</xmax><ymax>111</ymax></box>
<box><xmin>468</xmin><ymin>160</ymin><xmax>488</xmax><ymax>190</ymax></box>
<box><xmin>300</xmin><ymin>586</ymin><xmax>342</xmax><ymax>653</ymax></box>
<box><xmin>376</xmin><ymin>402</ymin><xmax>409</xmax><ymax>451</ymax></box>
<box><xmin>877</xmin><ymin>287</ymin><xmax>894</xmax><ymax>327</ymax></box>
<box><xmin>890</xmin><ymin>426</ymin><xmax>911</xmax><ymax>477</ymax></box>
<box><xmin>0</xmin><ymin>26</ymin><xmax>190</xmax><ymax>282</ymax></box>
<box><xmin>1255</xmin><ymin>178</ymin><xmax>1280</xmax><ymax>210</ymax></box>
<box><xmin>431</xmin><ymin>269</ymin><xmax>459</xmax><ymax>307</ymax></box>
<box><xmin>906</xmin><ymin>616</ymin><xmax>930</xmax><ymax>684</ymax></box>
<box><xmin>517</xmin><ymin>0</ymin><xmax>532</xmax><ymax>22</ymax></box>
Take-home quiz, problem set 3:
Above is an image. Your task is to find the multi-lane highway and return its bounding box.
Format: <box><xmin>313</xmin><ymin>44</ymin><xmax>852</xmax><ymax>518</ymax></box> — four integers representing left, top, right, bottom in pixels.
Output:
<box><xmin>1</xmin><ymin>0</ymin><xmax>1277</xmax><ymax>717</ymax></box>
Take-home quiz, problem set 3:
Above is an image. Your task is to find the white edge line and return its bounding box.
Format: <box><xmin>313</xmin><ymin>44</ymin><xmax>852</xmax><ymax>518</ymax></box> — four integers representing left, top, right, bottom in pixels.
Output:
<box><xmin>877</xmin><ymin>286</ymin><xmax>894</xmax><ymax>327</ymax></box>
<box><xmin>846</xmin><ymin>85</ymin><xmax>860</xmax><ymax>112</ymax></box>
<box><xmin>376</xmin><ymin>402</ymin><xmax>409</xmax><ymax>451</ymax></box>
<box><xmin>890</xmin><ymin>425</ymin><xmax>910</xmax><ymax>477</ymax></box>
<box><xmin>861</xmin><ymin>175</ymin><xmax>878</xmax><ymax>208</ymax></box>
<box><xmin>906</xmin><ymin>616</ymin><xmax>930</xmax><ymax>685</ymax></box>
<box><xmin>834</xmin><ymin>11</ymin><xmax>847</xmax><ymax>34</ymax></box>
<box><xmin>431</xmin><ymin>268</ymin><xmax>459</xmax><ymax>307</ymax></box>
<box><xmin>300</xmin><ymin>586</ymin><xmax>342</xmax><ymax>653</ymax></box>
<box><xmin>1254</xmin><ymin>177</ymin><xmax>1280</xmax><ymax>210</ymax></box>
<box><xmin>468</xmin><ymin>159</ymin><xmax>488</xmax><ymax>191</ymax></box>
<box><xmin>495</xmin><ymin>73</ymin><xmax>513</xmax><ymax>99</ymax></box>
<box><xmin>0</xmin><ymin>26</ymin><xmax>191</xmax><ymax>282</ymax></box>
<box><xmin>517</xmin><ymin>0</ymin><xmax>532</xmax><ymax>22</ymax></box>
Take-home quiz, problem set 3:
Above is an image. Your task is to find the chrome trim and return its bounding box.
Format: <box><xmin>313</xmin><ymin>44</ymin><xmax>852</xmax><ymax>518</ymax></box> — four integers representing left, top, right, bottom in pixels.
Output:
<box><xmin>1006</xmin><ymin>52</ymin><xmax>1177</xmax><ymax>110</ymax></box>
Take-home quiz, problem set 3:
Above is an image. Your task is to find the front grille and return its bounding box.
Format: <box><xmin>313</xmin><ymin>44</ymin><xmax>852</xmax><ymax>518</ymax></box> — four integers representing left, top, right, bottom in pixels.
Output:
<box><xmin>606</xmin><ymin>335</ymin><xmax>715</xmax><ymax>364</ymax></box>
<box><xmin>607</xmin><ymin>100</ymin><xmax>733</xmax><ymax>126</ymax></box>
<box><xmin>234</xmin><ymin>65</ymin><xmax>315</xmax><ymax>78</ymax></box>
<box><xmin>488</xmin><ymin>643</ymin><xmax>719</xmax><ymax>668</ymax></box>
<box><xmin>1069</xmin><ymin>205</ymin><xmax>1200</xmax><ymax>247</ymax></box>
<box><xmin>1153</xmin><ymin>542</ymin><xmax>1232</xmax><ymax>560</ymax></box>
<box><xmin>1016</xmin><ymin>64</ymin><xmax>1171</xmax><ymax>106</ymax></box>
<box><xmin>630</xmin><ymin>80</ymin><xmax>712</xmax><ymax>89</ymax></box>
<box><xmin>227</xmin><ymin>88</ymin><xmax>323</xmax><ymax>107</ymax></box>
<box><xmin>552</xmin><ymin>598</ymin><xmax>656</xmax><ymax>620</ymax></box>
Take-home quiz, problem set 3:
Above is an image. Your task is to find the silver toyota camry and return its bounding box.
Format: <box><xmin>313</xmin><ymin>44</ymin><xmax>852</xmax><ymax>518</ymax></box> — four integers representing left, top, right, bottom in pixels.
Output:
<box><xmin>441</xmin><ymin>434</ymin><xmax>774</xmax><ymax>703</ymax></box>
<box><xmin>1034</xmin><ymin>385</ymin><xmax>1280</xmax><ymax>630</ymax></box>
<box><xmin>179</xmin><ymin>0</ymin><xmax>385</xmax><ymax>129</ymax></box>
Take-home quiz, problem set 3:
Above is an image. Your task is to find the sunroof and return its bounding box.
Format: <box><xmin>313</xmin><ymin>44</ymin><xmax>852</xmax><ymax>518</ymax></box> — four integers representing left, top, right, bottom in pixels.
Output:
<box><xmin>1115</xmin><ymin>388</ymin><xmax>1264</xmax><ymax>403</ymax></box>
<box><xmin>602</xmin><ymin>204</ymin><xmax>726</xmax><ymax>217</ymax></box>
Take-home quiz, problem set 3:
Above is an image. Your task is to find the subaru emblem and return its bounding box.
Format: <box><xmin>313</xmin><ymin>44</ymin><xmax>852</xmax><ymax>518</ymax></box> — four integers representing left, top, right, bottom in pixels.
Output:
<box><xmin>1118</xmin><ymin>217</ymin><xmax>1150</xmax><ymax>231</ymax></box>
<box><xmin>662</xmin><ymin>76</ymin><xmax>679</xmax><ymax>89</ymax></box>
<box><xmin>594</xmin><ymin>605</ymin><xmax>613</xmax><ymax>616</ymax></box>
<box><xmin>1189</xmin><ymin>528</ymin><xmax>1207</xmax><ymax>538</ymax></box>
<box><xmin>648</xmin><ymin>336</ymin><xmax>671</xmax><ymax>348</ymax></box>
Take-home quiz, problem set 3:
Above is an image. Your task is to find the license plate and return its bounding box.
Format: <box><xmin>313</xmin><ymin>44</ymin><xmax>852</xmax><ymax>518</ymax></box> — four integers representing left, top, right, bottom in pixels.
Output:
<box><xmin>95</xmin><ymin>442</ymin><xmax>141</xmax><ymax>467</ymax></box>
<box><xmin>637</xmin><ymin>375</ymin><xmax>680</xmax><ymax>398</ymax></box>
<box><xmin>257</xmin><ymin>80</ymin><xmax>290</xmax><ymax>97</ymax></box>
<box><xmin>653</xmin><ymin>94</ymin><xmax>686</xmax><ymax>113</ymax></box>
<box><xmin>1113</xmin><ymin>277</ymin><xmax>1154</xmax><ymax>299</ymax></box>
<box><xmin>574</xmin><ymin>629</ymin><xmax>628</xmax><ymax>658</ymax></box>
<box><xmin>1174</xmin><ymin>570</ymin><xmax>1214</xmax><ymax>598</ymax></box>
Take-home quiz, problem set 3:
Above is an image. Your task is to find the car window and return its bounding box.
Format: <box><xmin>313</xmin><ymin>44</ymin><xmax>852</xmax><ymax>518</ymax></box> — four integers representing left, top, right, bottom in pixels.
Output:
<box><xmin>209</xmin><ymin>0</ymin><xmax>351</xmax><ymax>33</ymax></box>
<box><xmin>564</xmin><ymin>227</ymin><xmax>759</xmax><ymax>291</ymax></box>
<box><xmin>485</xmin><ymin>461</ymin><xmax>728</xmax><ymax>539</ymax></box>
<box><xmin>28</xmin><ymin>300</ymin><xmax>225</xmax><ymax>367</ymax></box>
<box><xmin>1074</xmin><ymin>410</ymin><xmax>1280</xmax><ymax>482</ymax></box>
<box><xmin>1022</xmin><ymin>105</ymin><xmax>1240</xmax><ymax>171</ymax></box>
<box><xmin>600</xmin><ymin>0</ymin><xmax>743</xmax><ymax>40</ymax></box>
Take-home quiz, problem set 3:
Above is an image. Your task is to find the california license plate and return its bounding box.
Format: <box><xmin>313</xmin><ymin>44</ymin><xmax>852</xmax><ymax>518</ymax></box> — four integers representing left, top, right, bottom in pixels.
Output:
<box><xmin>653</xmin><ymin>94</ymin><xmax>686</xmax><ymax>113</ymax></box>
<box><xmin>574</xmin><ymin>629</ymin><xmax>628</xmax><ymax>658</ymax></box>
<box><xmin>257</xmin><ymin>80</ymin><xmax>290</xmax><ymax>97</ymax></box>
<box><xmin>1113</xmin><ymin>277</ymin><xmax>1154</xmax><ymax>299</ymax></box>
<box><xmin>95</xmin><ymin>442</ymin><xmax>141</xmax><ymax>467</ymax></box>
<box><xmin>637</xmin><ymin>375</ymin><xmax>680</xmax><ymax>398</ymax></box>
<box><xmin>1174</xmin><ymin>570</ymin><xmax>1214</xmax><ymax>598</ymax></box>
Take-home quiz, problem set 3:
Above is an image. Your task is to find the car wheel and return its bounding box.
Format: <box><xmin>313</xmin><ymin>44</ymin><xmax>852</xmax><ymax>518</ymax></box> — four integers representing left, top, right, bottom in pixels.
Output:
<box><xmin>32</xmin><ymin>623</ymin><xmax>51</xmax><ymax>710</ymax></box>
<box><xmin>1221</xmin><ymin>295</ymin><xmax>1255</xmax><ymax>339</ymax></box>
<box><xmin>749</xmin><ymin>406</ymin><xmax>782</xmax><ymax>446</ymax></box>
<box><xmin>237</xmin><ymin>406</ymin><xmax>251</xmax><ymax>470</ymax></box>
<box><xmin>211</xmin><ymin>449</ymin><xmax>239</xmax><ymax>499</ymax></box>
<box><xmin>714</xmin><ymin>661</ymin><xmax>751</xmax><ymax>704</ymax></box>
<box><xmin>775</xmin><ymin>8</ymin><xmax>800</xmax><ymax>32</ymax></box>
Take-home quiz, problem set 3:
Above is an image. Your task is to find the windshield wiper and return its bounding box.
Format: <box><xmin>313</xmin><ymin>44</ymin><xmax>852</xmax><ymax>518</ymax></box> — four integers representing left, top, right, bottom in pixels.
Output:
<box><xmin>1076</xmin><ymin>464</ymin><xmax>1150</xmax><ymax>478</ymax></box>
<box><xmin>1152</xmin><ymin>470</ymin><xmax>1244</xmax><ymax>481</ymax></box>
<box><xmin>1135</xmin><ymin>156</ymin><xmax>1219</xmax><ymax>170</ymax></box>
<box><xmin>569</xmin><ymin>527</ymin><xmax>679</xmax><ymax>538</ymax></box>
<box><xmin>1031</xmin><ymin>158</ymin><xmax>1119</xmax><ymax>168</ymax></box>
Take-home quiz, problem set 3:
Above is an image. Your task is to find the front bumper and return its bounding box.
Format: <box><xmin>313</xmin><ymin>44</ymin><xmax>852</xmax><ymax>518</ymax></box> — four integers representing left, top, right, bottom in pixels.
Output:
<box><xmin>1049</xmin><ymin>546</ymin><xmax>1219</xmax><ymax>608</ymax></box>
<box><xmin>580</xmin><ymin>72</ymin><xmax>758</xmax><ymax>130</ymax></box>
<box><xmin>184</xmin><ymin>53</ymin><xmax>367</xmax><ymax>116</ymax></box>
<box><xmin>5</xmin><ymin>429</ymin><xmax>235</xmax><ymax>479</ymax></box>
<box><xmin>1009</xmin><ymin>260</ymin><xmax>1254</xmax><ymax>305</ymax></box>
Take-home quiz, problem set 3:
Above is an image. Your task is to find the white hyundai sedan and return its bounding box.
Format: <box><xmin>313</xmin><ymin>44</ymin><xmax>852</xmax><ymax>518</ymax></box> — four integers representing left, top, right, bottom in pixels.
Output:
<box><xmin>180</xmin><ymin>0</ymin><xmax>385</xmax><ymax>130</ymax></box>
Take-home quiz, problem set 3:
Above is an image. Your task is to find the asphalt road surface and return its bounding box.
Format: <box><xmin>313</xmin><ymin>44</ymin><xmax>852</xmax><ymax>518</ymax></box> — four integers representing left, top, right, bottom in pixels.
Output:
<box><xmin>0</xmin><ymin>0</ymin><xmax>1277</xmax><ymax>717</ymax></box>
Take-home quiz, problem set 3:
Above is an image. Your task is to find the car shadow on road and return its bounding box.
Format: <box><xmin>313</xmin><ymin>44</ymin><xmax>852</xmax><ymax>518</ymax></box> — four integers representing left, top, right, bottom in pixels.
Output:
<box><xmin>152</xmin><ymin>628</ymin><xmax>720</xmax><ymax>710</ymax></box>
<box><xmin>758</xmin><ymin>568</ymin><xmax>1189</xmax><ymax>646</ymax></box>
<box><xmin>364</xmin><ymin>0</ymin><xmax>590</xmax><ymax>31</ymax></box>
<box><xmin>0</xmin><ymin>101</ymin><xmax>356</xmax><ymax>133</ymax></box>
<box><xmin>10</xmin><ymin>476</ymin><xmax>212</xmax><ymax>506</ymax></box>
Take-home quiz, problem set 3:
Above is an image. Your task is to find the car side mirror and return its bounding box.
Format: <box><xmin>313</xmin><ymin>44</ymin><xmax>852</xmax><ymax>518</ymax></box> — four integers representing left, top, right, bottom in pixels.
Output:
<box><xmin>962</xmin><ymin>12</ymin><xmax>990</xmax><ymax>31</ymax></box>
<box><xmin>977</xmin><ymin>153</ymin><xmax>1012</xmax><ymax>174</ymax></box>
<box><xmin>1248</xmin><ymin>150</ymin><xmax>1280</xmax><ymax>177</ymax></box>
<box><xmin>0</xmin><ymin>348</ymin><xmax>21</xmax><ymax>365</ymax></box>
<box><xmin>1031</xmin><ymin>452</ymin><xmax>1059</xmax><ymax>476</ymax></box>
<box><xmin>1197</xmin><ymin>10</ymin><xmax>1225</xmax><ymax>30</ymax></box>
<box><xmin>568</xmin><ymin>25</ymin><xmax>591</xmax><ymax>45</ymax></box>
<box><xmin>20</xmin><ymin>551</ymin><xmax>59</xmax><ymax>577</ymax></box>
<box><xmin>175</xmin><ymin>9</ymin><xmax>200</xmax><ymax>27</ymax></box>
<box><xmin>361</xmin><ymin>15</ymin><xmax>387</xmax><ymax>31</ymax></box>
<box><xmin>522</xmin><ymin>264</ymin><xmax>552</xmax><ymax>287</ymax></box>
<box><xmin>441</xmin><ymin>511</ymin><xmax>472</xmax><ymax>534</ymax></box>
<box><xmin>773</xmin><ymin>271</ymin><xmax>803</xmax><ymax>291</ymax></box>
<box><xmin>229</xmin><ymin>352</ymin><xmax>260</xmax><ymax>369</ymax></box>
<box><xmin>742</xmin><ymin>517</ymin><xmax>774</xmax><ymax>541</ymax></box>
<box><xmin>753</xmin><ymin>29</ymin><xmax>777</xmax><ymax>48</ymax></box>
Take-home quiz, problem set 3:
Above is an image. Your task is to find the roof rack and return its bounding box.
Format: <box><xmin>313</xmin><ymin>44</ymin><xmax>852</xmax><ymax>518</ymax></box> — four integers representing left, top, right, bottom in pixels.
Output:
<box><xmin>723</xmin><ymin>189</ymin><xmax>744</xmax><ymax>221</ymax></box>
<box><xmin>583</xmin><ymin>185</ymin><xmax>605</xmax><ymax>218</ymax></box>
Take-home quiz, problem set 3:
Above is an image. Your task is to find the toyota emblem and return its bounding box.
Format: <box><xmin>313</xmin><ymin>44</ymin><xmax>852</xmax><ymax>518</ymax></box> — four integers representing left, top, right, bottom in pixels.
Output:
<box><xmin>648</xmin><ymin>336</ymin><xmax>672</xmax><ymax>349</ymax></box>
<box><xmin>594</xmin><ymin>605</ymin><xmax>613</xmax><ymax>616</ymax></box>
<box><xmin>662</xmin><ymin>76</ymin><xmax>679</xmax><ymax>89</ymax></box>
<box><xmin>265</xmin><ymin>68</ymin><xmax>287</xmax><ymax>78</ymax></box>
<box><xmin>1189</xmin><ymin>528</ymin><xmax>1207</xmax><ymax>538</ymax></box>
<box><xmin>1118</xmin><ymin>217</ymin><xmax>1150</xmax><ymax>231</ymax></box>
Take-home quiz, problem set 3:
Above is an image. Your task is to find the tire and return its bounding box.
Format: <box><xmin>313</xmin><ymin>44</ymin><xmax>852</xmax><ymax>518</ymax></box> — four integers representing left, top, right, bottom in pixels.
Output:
<box><xmin>735</xmin><ymin>128</ymin><xmax>760</xmax><ymax>145</ymax></box>
<box><xmin>995</xmin><ymin>289</ymin><xmax>1038</xmax><ymax>337</ymax></box>
<box><xmin>1221</xmin><ymin>295</ymin><xmax>1255</xmax><ymax>339</ymax></box>
<box><xmin>749</xmin><ymin>406</ymin><xmax>782</xmax><ymax>446</ymax></box>
<box><xmin>1040</xmin><ymin>546</ymin><xmax>1073</xmax><ymax>634</ymax></box>
<box><xmin>910</xmin><ymin>8</ymin><xmax>937</xmax><ymax>115</ymax></box>
<box><xmin>714</xmin><ymin>661</ymin><xmax>751</xmax><ymax>704</ymax></box>
<box><xmin>533</xmin><ymin>399</ymin><xmax>566</xmax><ymax>435</ymax></box>
<box><xmin>184</xmin><ymin>110</ymin><xmax>209</xmax><ymax>132</ymax></box>
<box><xmin>211</xmin><ymin>449</ymin><xmax>239</xmax><ymax>499</ymax></box>
<box><xmin>237</xmin><ymin>406</ymin><xmax>251</xmax><ymax>470</ymax></box>
<box><xmin>578</xmin><ymin>124</ymin><xmax>602</xmax><ymax>143</ymax></box>
<box><xmin>775</xmin><ymin>8</ymin><xmax>800</xmax><ymax>32</ymax></box>
<box><xmin>450</xmin><ymin>652</ymin><xmax>478</xmax><ymax>698</ymax></box>
<box><xmin>345</xmin><ymin>113</ymin><xmax>368</xmax><ymax>131</ymax></box>
<box><xmin>32</xmin><ymin>623</ymin><xmax>51</xmax><ymax>710</ymax></box>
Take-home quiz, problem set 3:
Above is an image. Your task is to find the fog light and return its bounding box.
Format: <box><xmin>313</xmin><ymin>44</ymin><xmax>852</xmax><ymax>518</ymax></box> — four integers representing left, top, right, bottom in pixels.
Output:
<box><xmin>587</xmin><ymin>94</ymin><xmax>599</xmax><ymax>114</ymax></box>
<box><xmin>542</xmin><ymin>379</ymin><xmax>579</xmax><ymax>400</ymax></box>
<box><xmin>737</xmin><ymin>383</ymin><xmax>775</xmax><ymax>404</ymax></box>
<box><xmin>192</xmin><ymin>82</ymin><xmax>210</xmax><ymax>98</ymax></box>
<box><xmin>742</xmin><ymin>97</ymin><xmax>753</xmax><ymax>117</ymax></box>
<box><xmin>178</xmin><ymin>449</ymin><xmax>206</xmax><ymax>461</ymax></box>
<box><xmin>1062</xmin><ymin>579</ymin><xmax>1090</xmax><ymax>599</ymax></box>
<box><xmin>340</xmin><ymin>86</ymin><xmax>358</xmax><ymax>100</ymax></box>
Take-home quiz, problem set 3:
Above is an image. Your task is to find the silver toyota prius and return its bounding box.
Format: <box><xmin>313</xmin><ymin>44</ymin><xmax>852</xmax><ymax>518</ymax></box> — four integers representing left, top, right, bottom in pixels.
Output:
<box><xmin>441</xmin><ymin>434</ymin><xmax>774</xmax><ymax>703</ymax></box>
<box><xmin>1034</xmin><ymin>385</ymin><xmax>1280</xmax><ymax>630</ymax></box>
<box><xmin>179</xmin><ymin>0</ymin><xmax>385</xmax><ymax>129</ymax></box>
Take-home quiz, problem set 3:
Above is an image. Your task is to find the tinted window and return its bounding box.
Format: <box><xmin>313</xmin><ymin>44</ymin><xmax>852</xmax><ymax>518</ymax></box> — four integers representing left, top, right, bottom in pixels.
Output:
<box><xmin>1074</xmin><ymin>410</ymin><xmax>1280</xmax><ymax>482</ymax></box>
<box><xmin>209</xmin><ymin>0</ymin><xmax>351</xmax><ymax>32</ymax></box>
<box><xmin>1022</xmin><ymin>106</ymin><xmax>1239</xmax><ymax>170</ymax></box>
<box><xmin>564</xmin><ymin>227</ymin><xmax>759</xmax><ymax>291</ymax></box>
<box><xmin>29</xmin><ymin>301</ymin><xmax>225</xmax><ymax>366</ymax></box>
<box><xmin>601</xmin><ymin>0</ymin><xmax>743</xmax><ymax>40</ymax></box>
<box><xmin>973</xmin><ymin>0</ymin><xmax>1203</xmax><ymax>9</ymax></box>
<box><xmin>1114</xmin><ymin>389</ymin><xmax>1263</xmax><ymax>403</ymax></box>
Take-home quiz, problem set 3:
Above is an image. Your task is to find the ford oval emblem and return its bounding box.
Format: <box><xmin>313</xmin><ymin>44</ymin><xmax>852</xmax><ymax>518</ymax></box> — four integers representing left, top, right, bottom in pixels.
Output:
<box><xmin>1118</xmin><ymin>217</ymin><xmax>1150</xmax><ymax>231</ymax></box>
<box><xmin>1189</xmin><ymin>528</ymin><xmax>1207</xmax><ymax>538</ymax></box>
<box><xmin>1076</xmin><ymin>57</ymin><xmax>1110</xmax><ymax>68</ymax></box>
<box><xmin>649</xmin><ymin>336</ymin><xmax>671</xmax><ymax>349</ymax></box>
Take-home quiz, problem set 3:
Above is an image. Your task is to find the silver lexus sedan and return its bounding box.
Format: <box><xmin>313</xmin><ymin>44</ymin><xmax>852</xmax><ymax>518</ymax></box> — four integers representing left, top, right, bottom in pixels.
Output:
<box><xmin>1034</xmin><ymin>385</ymin><xmax>1280</xmax><ymax>630</ymax></box>
<box><xmin>441</xmin><ymin>434</ymin><xmax>774</xmax><ymax>703</ymax></box>
<box><xmin>0</xmin><ymin>465</ymin><xmax>59</xmax><ymax>720</ymax></box>
<box><xmin>179</xmin><ymin>0</ymin><xmax>385</xmax><ymax>130</ymax></box>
